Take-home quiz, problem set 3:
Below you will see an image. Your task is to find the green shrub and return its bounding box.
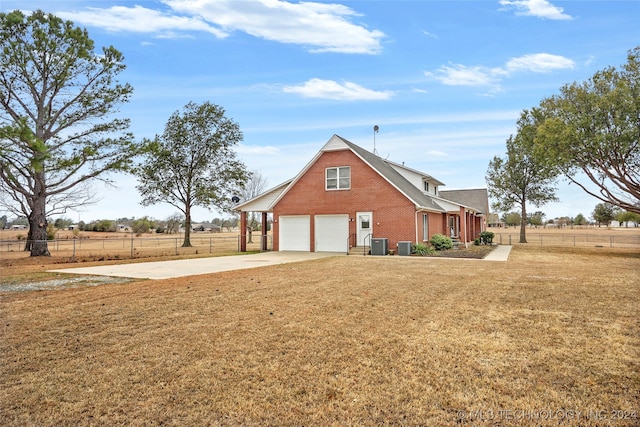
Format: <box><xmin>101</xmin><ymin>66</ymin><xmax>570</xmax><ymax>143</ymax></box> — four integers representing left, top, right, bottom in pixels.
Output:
<box><xmin>412</xmin><ymin>242</ymin><xmax>437</xmax><ymax>256</ymax></box>
<box><xmin>430</xmin><ymin>233</ymin><xmax>453</xmax><ymax>250</ymax></box>
<box><xmin>479</xmin><ymin>231</ymin><xmax>495</xmax><ymax>245</ymax></box>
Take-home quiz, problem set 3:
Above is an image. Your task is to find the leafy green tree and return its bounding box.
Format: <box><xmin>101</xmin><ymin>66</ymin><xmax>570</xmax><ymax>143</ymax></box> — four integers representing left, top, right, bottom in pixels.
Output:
<box><xmin>0</xmin><ymin>215</ymin><xmax>7</xmax><ymax>229</ymax></box>
<box><xmin>0</xmin><ymin>10</ymin><xmax>138</xmax><ymax>256</ymax></box>
<box><xmin>487</xmin><ymin>109</ymin><xmax>560</xmax><ymax>243</ymax></box>
<box><xmin>528</xmin><ymin>211</ymin><xmax>546</xmax><ymax>227</ymax></box>
<box><xmin>573</xmin><ymin>213</ymin><xmax>588</xmax><ymax>226</ymax></box>
<box><xmin>538</xmin><ymin>47</ymin><xmax>640</xmax><ymax>215</ymax></box>
<box><xmin>239</xmin><ymin>170</ymin><xmax>268</xmax><ymax>243</ymax></box>
<box><xmin>132</xmin><ymin>216</ymin><xmax>155</xmax><ymax>236</ymax></box>
<box><xmin>53</xmin><ymin>217</ymin><xmax>73</xmax><ymax>230</ymax></box>
<box><xmin>504</xmin><ymin>212</ymin><xmax>522</xmax><ymax>227</ymax></box>
<box><xmin>136</xmin><ymin>102</ymin><xmax>249</xmax><ymax>247</ymax></box>
<box><xmin>90</xmin><ymin>219</ymin><xmax>116</xmax><ymax>232</ymax></box>
<box><xmin>592</xmin><ymin>203</ymin><xmax>619</xmax><ymax>227</ymax></box>
<box><xmin>616</xmin><ymin>210</ymin><xmax>640</xmax><ymax>227</ymax></box>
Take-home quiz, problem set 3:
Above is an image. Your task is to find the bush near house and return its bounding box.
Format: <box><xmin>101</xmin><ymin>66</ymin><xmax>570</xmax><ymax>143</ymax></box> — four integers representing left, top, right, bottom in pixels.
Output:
<box><xmin>430</xmin><ymin>233</ymin><xmax>453</xmax><ymax>250</ymax></box>
<box><xmin>412</xmin><ymin>242</ymin><xmax>437</xmax><ymax>256</ymax></box>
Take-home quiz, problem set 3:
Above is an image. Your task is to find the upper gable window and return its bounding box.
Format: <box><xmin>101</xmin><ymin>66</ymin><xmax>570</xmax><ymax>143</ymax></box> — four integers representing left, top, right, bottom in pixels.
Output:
<box><xmin>326</xmin><ymin>166</ymin><xmax>350</xmax><ymax>190</ymax></box>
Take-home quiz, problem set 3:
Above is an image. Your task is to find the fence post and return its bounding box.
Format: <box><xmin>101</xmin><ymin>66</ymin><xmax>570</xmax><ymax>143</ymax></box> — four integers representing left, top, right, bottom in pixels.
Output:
<box><xmin>210</xmin><ymin>237</ymin><xmax>212</xmax><ymax>254</ymax></box>
<box><xmin>175</xmin><ymin>238</ymin><xmax>178</xmax><ymax>256</ymax></box>
<box><xmin>610</xmin><ymin>235</ymin><xmax>614</xmax><ymax>248</ymax></box>
<box><xmin>130</xmin><ymin>235</ymin><xmax>134</xmax><ymax>259</ymax></box>
<box><xmin>72</xmin><ymin>239</ymin><xmax>76</xmax><ymax>261</ymax></box>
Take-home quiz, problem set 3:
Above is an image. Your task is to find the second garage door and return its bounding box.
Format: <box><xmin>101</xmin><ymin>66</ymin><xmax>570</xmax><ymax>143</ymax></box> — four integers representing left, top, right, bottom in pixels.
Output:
<box><xmin>315</xmin><ymin>214</ymin><xmax>349</xmax><ymax>252</ymax></box>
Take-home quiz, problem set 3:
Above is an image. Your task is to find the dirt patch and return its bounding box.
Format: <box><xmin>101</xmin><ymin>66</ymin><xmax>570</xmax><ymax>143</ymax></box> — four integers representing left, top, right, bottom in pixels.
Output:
<box><xmin>0</xmin><ymin>275</ymin><xmax>135</xmax><ymax>293</ymax></box>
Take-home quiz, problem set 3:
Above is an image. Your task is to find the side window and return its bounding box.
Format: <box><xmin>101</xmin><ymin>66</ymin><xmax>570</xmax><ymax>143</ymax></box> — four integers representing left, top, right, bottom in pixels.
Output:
<box><xmin>423</xmin><ymin>213</ymin><xmax>429</xmax><ymax>241</ymax></box>
<box><xmin>326</xmin><ymin>166</ymin><xmax>350</xmax><ymax>190</ymax></box>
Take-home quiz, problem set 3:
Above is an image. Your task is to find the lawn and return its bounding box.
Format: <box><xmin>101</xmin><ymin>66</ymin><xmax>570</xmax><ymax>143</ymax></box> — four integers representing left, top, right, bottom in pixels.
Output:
<box><xmin>1</xmin><ymin>246</ymin><xmax>639</xmax><ymax>426</ymax></box>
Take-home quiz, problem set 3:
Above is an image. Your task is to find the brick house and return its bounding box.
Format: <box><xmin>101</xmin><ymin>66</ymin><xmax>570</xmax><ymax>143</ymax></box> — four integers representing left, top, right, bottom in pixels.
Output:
<box><xmin>235</xmin><ymin>135</ymin><xmax>488</xmax><ymax>253</ymax></box>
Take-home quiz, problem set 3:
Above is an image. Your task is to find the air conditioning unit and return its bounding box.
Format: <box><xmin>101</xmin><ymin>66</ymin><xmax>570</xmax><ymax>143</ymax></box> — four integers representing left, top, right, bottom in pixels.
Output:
<box><xmin>371</xmin><ymin>238</ymin><xmax>388</xmax><ymax>255</ymax></box>
<box><xmin>397</xmin><ymin>241</ymin><xmax>412</xmax><ymax>256</ymax></box>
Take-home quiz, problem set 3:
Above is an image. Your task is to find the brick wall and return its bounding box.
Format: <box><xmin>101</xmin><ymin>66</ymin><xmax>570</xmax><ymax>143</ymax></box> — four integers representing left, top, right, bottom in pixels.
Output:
<box><xmin>273</xmin><ymin>149</ymin><xmax>446</xmax><ymax>251</ymax></box>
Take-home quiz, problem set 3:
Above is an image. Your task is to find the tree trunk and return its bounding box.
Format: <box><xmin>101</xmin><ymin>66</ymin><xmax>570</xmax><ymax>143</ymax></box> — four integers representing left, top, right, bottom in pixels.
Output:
<box><xmin>28</xmin><ymin>185</ymin><xmax>51</xmax><ymax>256</ymax></box>
<box><xmin>182</xmin><ymin>206</ymin><xmax>192</xmax><ymax>247</ymax></box>
<box><xmin>519</xmin><ymin>204</ymin><xmax>528</xmax><ymax>244</ymax></box>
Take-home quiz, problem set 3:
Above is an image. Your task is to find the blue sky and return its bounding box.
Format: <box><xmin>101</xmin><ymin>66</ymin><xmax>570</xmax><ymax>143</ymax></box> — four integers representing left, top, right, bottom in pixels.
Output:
<box><xmin>2</xmin><ymin>0</ymin><xmax>638</xmax><ymax>223</ymax></box>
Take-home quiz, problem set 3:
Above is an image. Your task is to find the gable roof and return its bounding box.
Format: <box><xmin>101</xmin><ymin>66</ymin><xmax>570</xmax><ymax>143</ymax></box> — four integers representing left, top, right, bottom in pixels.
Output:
<box><xmin>234</xmin><ymin>135</ymin><xmax>484</xmax><ymax>214</ymax></box>
<box><xmin>334</xmin><ymin>135</ymin><xmax>448</xmax><ymax>212</ymax></box>
<box><xmin>439</xmin><ymin>188</ymin><xmax>490</xmax><ymax>215</ymax></box>
<box><xmin>233</xmin><ymin>179</ymin><xmax>293</xmax><ymax>212</ymax></box>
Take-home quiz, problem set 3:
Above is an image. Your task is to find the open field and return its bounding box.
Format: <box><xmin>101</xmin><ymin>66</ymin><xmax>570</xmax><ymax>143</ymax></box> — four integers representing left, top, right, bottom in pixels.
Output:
<box><xmin>0</xmin><ymin>230</ymin><xmax>267</xmax><ymax>263</ymax></box>
<box><xmin>1</xmin><ymin>245</ymin><xmax>639</xmax><ymax>426</ymax></box>
<box><xmin>489</xmin><ymin>225</ymin><xmax>640</xmax><ymax>248</ymax></box>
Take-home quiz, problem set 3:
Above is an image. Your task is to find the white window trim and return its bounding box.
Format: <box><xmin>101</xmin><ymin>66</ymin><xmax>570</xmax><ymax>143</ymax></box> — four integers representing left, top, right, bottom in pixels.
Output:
<box><xmin>423</xmin><ymin>213</ymin><xmax>429</xmax><ymax>242</ymax></box>
<box><xmin>326</xmin><ymin>166</ymin><xmax>351</xmax><ymax>190</ymax></box>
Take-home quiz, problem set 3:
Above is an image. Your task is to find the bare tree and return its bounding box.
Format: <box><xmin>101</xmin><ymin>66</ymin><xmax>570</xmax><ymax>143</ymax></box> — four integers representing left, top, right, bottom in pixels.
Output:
<box><xmin>239</xmin><ymin>170</ymin><xmax>268</xmax><ymax>243</ymax></box>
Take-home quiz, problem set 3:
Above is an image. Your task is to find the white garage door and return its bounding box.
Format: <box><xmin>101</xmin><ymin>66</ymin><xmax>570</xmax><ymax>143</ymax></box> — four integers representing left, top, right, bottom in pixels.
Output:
<box><xmin>279</xmin><ymin>215</ymin><xmax>310</xmax><ymax>251</ymax></box>
<box><xmin>315</xmin><ymin>214</ymin><xmax>349</xmax><ymax>252</ymax></box>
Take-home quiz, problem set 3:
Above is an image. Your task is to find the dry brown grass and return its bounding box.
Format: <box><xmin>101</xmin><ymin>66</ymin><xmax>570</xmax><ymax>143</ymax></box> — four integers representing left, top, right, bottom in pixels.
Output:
<box><xmin>1</xmin><ymin>246</ymin><xmax>639</xmax><ymax>426</ymax></box>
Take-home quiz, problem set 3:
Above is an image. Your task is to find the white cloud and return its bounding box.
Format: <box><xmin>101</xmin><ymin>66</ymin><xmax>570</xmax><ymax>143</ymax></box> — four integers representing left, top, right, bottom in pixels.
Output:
<box><xmin>59</xmin><ymin>0</ymin><xmax>384</xmax><ymax>54</ymax></box>
<box><xmin>427</xmin><ymin>53</ymin><xmax>574</xmax><ymax>89</ymax></box>
<box><xmin>499</xmin><ymin>0</ymin><xmax>573</xmax><ymax>20</ymax></box>
<box><xmin>422</xmin><ymin>30</ymin><xmax>439</xmax><ymax>39</ymax></box>
<box><xmin>283</xmin><ymin>78</ymin><xmax>393</xmax><ymax>101</ymax></box>
<box><xmin>164</xmin><ymin>0</ymin><xmax>384</xmax><ymax>54</ymax></box>
<box><xmin>427</xmin><ymin>64</ymin><xmax>503</xmax><ymax>87</ymax></box>
<box><xmin>506</xmin><ymin>53</ymin><xmax>575</xmax><ymax>72</ymax></box>
<box><xmin>236</xmin><ymin>144</ymin><xmax>280</xmax><ymax>155</ymax></box>
<box><xmin>57</xmin><ymin>5</ymin><xmax>227</xmax><ymax>38</ymax></box>
<box><xmin>426</xmin><ymin>150</ymin><xmax>447</xmax><ymax>157</ymax></box>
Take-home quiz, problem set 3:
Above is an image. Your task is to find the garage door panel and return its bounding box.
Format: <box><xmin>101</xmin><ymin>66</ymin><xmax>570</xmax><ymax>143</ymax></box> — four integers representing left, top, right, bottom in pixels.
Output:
<box><xmin>279</xmin><ymin>215</ymin><xmax>310</xmax><ymax>251</ymax></box>
<box><xmin>315</xmin><ymin>215</ymin><xmax>349</xmax><ymax>252</ymax></box>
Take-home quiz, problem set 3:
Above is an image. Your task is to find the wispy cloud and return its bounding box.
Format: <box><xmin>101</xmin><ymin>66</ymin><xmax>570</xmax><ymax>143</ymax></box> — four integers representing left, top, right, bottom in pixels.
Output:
<box><xmin>422</xmin><ymin>30</ymin><xmax>439</xmax><ymax>39</ymax></box>
<box><xmin>426</xmin><ymin>150</ymin><xmax>448</xmax><ymax>157</ymax></box>
<box><xmin>426</xmin><ymin>53</ymin><xmax>575</xmax><ymax>90</ymax></box>
<box><xmin>58</xmin><ymin>0</ymin><xmax>384</xmax><ymax>54</ymax></box>
<box><xmin>505</xmin><ymin>53</ymin><xmax>575</xmax><ymax>72</ymax></box>
<box><xmin>499</xmin><ymin>0</ymin><xmax>573</xmax><ymax>20</ymax></box>
<box><xmin>283</xmin><ymin>78</ymin><xmax>393</xmax><ymax>101</ymax></box>
<box><xmin>236</xmin><ymin>144</ymin><xmax>280</xmax><ymax>155</ymax></box>
<box><xmin>57</xmin><ymin>5</ymin><xmax>226</xmax><ymax>38</ymax></box>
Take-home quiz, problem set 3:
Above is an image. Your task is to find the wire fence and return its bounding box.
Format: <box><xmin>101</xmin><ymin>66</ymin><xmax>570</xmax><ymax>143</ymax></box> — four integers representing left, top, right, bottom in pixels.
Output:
<box><xmin>0</xmin><ymin>234</ymin><xmax>272</xmax><ymax>260</ymax></box>
<box><xmin>493</xmin><ymin>233</ymin><xmax>640</xmax><ymax>248</ymax></box>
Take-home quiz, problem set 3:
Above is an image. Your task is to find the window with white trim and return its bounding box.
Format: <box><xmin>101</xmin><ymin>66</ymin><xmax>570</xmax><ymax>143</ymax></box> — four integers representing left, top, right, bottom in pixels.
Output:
<box><xmin>326</xmin><ymin>166</ymin><xmax>350</xmax><ymax>190</ymax></box>
<box><xmin>423</xmin><ymin>213</ymin><xmax>429</xmax><ymax>241</ymax></box>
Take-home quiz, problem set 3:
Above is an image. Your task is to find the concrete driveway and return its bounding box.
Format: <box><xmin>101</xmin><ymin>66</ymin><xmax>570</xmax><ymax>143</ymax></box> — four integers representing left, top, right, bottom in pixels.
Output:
<box><xmin>50</xmin><ymin>246</ymin><xmax>511</xmax><ymax>280</ymax></box>
<box><xmin>51</xmin><ymin>251</ymin><xmax>343</xmax><ymax>280</ymax></box>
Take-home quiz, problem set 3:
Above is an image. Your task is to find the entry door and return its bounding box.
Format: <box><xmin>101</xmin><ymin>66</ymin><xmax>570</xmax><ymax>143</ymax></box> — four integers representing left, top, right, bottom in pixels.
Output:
<box><xmin>356</xmin><ymin>212</ymin><xmax>373</xmax><ymax>246</ymax></box>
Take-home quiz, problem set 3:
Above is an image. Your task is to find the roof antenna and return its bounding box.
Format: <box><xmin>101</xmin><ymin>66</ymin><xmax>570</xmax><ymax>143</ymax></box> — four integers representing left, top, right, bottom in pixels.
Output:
<box><xmin>373</xmin><ymin>125</ymin><xmax>379</xmax><ymax>156</ymax></box>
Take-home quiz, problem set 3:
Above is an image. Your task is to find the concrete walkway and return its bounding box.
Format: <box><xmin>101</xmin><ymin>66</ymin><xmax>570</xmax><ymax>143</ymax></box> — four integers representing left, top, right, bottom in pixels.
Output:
<box><xmin>483</xmin><ymin>244</ymin><xmax>512</xmax><ymax>261</ymax></box>
<box><xmin>51</xmin><ymin>252</ymin><xmax>342</xmax><ymax>280</ymax></box>
<box><xmin>51</xmin><ymin>245</ymin><xmax>512</xmax><ymax>280</ymax></box>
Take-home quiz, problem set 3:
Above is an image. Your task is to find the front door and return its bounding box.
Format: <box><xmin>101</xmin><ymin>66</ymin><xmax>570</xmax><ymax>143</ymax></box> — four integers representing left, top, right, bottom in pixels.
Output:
<box><xmin>356</xmin><ymin>212</ymin><xmax>373</xmax><ymax>246</ymax></box>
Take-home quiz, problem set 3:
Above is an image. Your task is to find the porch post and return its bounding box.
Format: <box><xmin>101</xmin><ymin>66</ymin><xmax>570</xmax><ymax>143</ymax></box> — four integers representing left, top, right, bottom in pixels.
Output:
<box><xmin>261</xmin><ymin>212</ymin><xmax>268</xmax><ymax>251</ymax></box>
<box><xmin>459</xmin><ymin>207</ymin><xmax>467</xmax><ymax>243</ymax></box>
<box><xmin>240</xmin><ymin>211</ymin><xmax>247</xmax><ymax>252</ymax></box>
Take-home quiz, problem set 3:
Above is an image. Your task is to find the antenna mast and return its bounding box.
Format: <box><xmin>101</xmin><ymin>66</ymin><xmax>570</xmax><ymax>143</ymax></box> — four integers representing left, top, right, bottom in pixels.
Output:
<box><xmin>373</xmin><ymin>125</ymin><xmax>379</xmax><ymax>155</ymax></box>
